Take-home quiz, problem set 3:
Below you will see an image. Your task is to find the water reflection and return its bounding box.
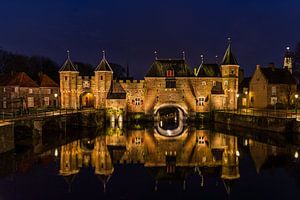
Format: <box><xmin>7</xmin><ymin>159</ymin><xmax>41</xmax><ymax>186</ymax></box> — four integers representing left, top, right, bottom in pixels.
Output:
<box><xmin>156</xmin><ymin>106</ymin><xmax>185</xmax><ymax>137</ymax></box>
<box><xmin>58</xmin><ymin>127</ymin><xmax>240</xmax><ymax>192</ymax></box>
<box><xmin>0</xmin><ymin>124</ymin><xmax>300</xmax><ymax>199</ymax></box>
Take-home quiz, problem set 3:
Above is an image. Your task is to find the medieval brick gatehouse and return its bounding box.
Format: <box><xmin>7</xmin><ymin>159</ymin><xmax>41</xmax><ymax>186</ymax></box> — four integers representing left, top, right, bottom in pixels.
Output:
<box><xmin>59</xmin><ymin>44</ymin><xmax>239</xmax><ymax>118</ymax></box>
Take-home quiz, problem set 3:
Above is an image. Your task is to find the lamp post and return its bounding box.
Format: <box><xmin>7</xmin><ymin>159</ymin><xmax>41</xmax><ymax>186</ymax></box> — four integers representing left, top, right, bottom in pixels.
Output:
<box><xmin>295</xmin><ymin>94</ymin><xmax>299</xmax><ymax>119</ymax></box>
<box><xmin>54</xmin><ymin>93</ymin><xmax>58</xmax><ymax>109</ymax></box>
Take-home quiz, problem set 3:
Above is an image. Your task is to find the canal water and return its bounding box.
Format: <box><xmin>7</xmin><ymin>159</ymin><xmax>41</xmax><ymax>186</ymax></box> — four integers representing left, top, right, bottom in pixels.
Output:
<box><xmin>0</xmin><ymin>123</ymin><xmax>299</xmax><ymax>200</ymax></box>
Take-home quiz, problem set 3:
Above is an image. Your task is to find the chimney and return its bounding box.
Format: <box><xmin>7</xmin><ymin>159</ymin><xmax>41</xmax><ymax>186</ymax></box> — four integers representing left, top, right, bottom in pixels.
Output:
<box><xmin>268</xmin><ymin>62</ymin><xmax>275</xmax><ymax>70</ymax></box>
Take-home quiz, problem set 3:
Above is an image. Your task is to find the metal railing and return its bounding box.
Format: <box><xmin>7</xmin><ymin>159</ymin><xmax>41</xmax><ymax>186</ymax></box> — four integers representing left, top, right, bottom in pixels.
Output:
<box><xmin>218</xmin><ymin>108</ymin><xmax>297</xmax><ymax>119</ymax></box>
<box><xmin>0</xmin><ymin>108</ymin><xmax>95</xmax><ymax>122</ymax></box>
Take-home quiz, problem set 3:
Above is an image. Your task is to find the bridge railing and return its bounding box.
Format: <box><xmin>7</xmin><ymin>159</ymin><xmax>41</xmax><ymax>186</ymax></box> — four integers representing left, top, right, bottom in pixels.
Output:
<box><xmin>217</xmin><ymin>108</ymin><xmax>296</xmax><ymax>119</ymax></box>
<box><xmin>0</xmin><ymin>108</ymin><xmax>90</xmax><ymax>122</ymax></box>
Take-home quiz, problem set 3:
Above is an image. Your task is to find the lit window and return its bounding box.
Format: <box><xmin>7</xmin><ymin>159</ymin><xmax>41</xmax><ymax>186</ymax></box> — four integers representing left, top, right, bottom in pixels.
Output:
<box><xmin>197</xmin><ymin>136</ymin><xmax>205</xmax><ymax>144</ymax></box>
<box><xmin>202</xmin><ymin>81</ymin><xmax>206</xmax><ymax>86</ymax></box>
<box><xmin>213</xmin><ymin>81</ymin><xmax>216</xmax><ymax>86</ymax></box>
<box><xmin>14</xmin><ymin>87</ymin><xmax>18</xmax><ymax>93</ymax></box>
<box><xmin>271</xmin><ymin>97</ymin><xmax>277</xmax><ymax>105</ymax></box>
<box><xmin>198</xmin><ymin>97</ymin><xmax>205</xmax><ymax>106</ymax></box>
<box><xmin>135</xmin><ymin>137</ymin><xmax>142</xmax><ymax>145</ymax></box>
<box><xmin>224</xmin><ymin>81</ymin><xmax>228</xmax><ymax>86</ymax></box>
<box><xmin>242</xmin><ymin>98</ymin><xmax>247</xmax><ymax>106</ymax></box>
<box><xmin>135</xmin><ymin>97</ymin><xmax>141</xmax><ymax>105</ymax></box>
<box><xmin>27</xmin><ymin>97</ymin><xmax>34</xmax><ymax>108</ymax></box>
<box><xmin>166</xmin><ymin>69</ymin><xmax>174</xmax><ymax>77</ymax></box>
<box><xmin>272</xmin><ymin>86</ymin><xmax>276</xmax><ymax>95</ymax></box>
<box><xmin>29</xmin><ymin>88</ymin><xmax>33</xmax><ymax>94</ymax></box>
<box><xmin>44</xmin><ymin>97</ymin><xmax>50</xmax><ymax>106</ymax></box>
<box><xmin>3</xmin><ymin>88</ymin><xmax>6</xmax><ymax>92</ymax></box>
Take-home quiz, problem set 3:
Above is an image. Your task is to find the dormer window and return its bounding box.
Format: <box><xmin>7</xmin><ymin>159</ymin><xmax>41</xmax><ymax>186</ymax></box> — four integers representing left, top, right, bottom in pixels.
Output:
<box><xmin>167</xmin><ymin>69</ymin><xmax>174</xmax><ymax>77</ymax></box>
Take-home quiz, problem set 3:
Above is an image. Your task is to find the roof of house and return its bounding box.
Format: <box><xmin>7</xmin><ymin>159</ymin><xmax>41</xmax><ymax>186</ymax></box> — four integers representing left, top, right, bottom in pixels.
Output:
<box><xmin>39</xmin><ymin>73</ymin><xmax>59</xmax><ymax>87</ymax></box>
<box><xmin>260</xmin><ymin>67</ymin><xmax>296</xmax><ymax>84</ymax></box>
<box><xmin>221</xmin><ymin>44</ymin><xmax>238</xmax><ymax>65</ymax></box>
<box><xmin>0</xmin><ymin>72</ymin><xmax>39</xmax><ymax>87</ymax></box>
<box><xmin>197</xmin><ymin>64</ymin><xmax>221</xmax><ymax>77</ymax></box>
<box><xmin>145</xmin><ymin>59</ymin><xmax>192</xmax><ymax>77</ymax></box>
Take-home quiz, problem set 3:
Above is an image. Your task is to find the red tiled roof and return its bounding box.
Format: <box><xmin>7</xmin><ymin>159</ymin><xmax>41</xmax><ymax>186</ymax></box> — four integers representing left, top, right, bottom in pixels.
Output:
<box><xmin>39</xmin><ymin>74</ymin><xmax>58</xmax><ymax>87</ymax></box>
<box><xmin>6</xmin><ymin>72</ymin><xmax>39</xmax><ymax>87</ymax></box>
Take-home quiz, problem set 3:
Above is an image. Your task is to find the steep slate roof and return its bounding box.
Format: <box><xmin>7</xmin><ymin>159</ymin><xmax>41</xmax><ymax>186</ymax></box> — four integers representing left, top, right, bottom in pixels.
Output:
<box><xmin>59</xmin><ymin>57</ymin><xmax>78</xmax><ymax>72</ymax></box>
<box><xmin>39</xmin><ymin>73</ymin><xmax>59</xmax><ymax>87</ymax></box>
<box><xmin>260</xmin><ymin>67</ymin><xmax>296</xmax><ymax>84</ymax></box>
<box><xmin>107</xmin><ymin>82</ymin><xmax>126</xmax><ymax>99</ymax></box>
<box><xmin>95</xmin><ymin>58</ymin><xmax>113</xmax><ymax>72</ymax></box>
<box><xmin>0</xmin><ymin>72</ymin><xmax>39</xmax><ymax>87</ymax></box>
<box><xmin>145</xmin><ymin>59</ymin><xmax>192</xmax><ymax>77</ymax></box>
<box><xmin>221</xmin><ymin>44</ymin><xmax>238</xmax><ymax>65</ymax></box>
<box><xmin>197</xmin><ymin>64</ymin><xmax>221</xmax><ymax>77</ymax></box>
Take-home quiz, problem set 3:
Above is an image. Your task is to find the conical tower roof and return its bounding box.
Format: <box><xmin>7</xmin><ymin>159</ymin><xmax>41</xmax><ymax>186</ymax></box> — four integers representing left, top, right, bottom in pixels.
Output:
<box><xmin>95</xmin><ymin>51</ymin><xmax>113</xmax><ymax>72</ymax></box>
<box><xmin>59</xmin><ymin>50</ymin><xmax>78</xmax><ymax>72</ymax></box>
<box><xmin>221</xmin><ymin>43</ymin><xmax>238</xmax><ymax>65</ymax></box>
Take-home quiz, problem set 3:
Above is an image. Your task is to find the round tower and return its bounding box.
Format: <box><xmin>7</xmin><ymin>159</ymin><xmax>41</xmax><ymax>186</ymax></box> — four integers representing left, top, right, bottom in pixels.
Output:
<box><xmin>220</xmin><ymin>39</ymin><xmax>240</xmax><ymax>110</ymax></box>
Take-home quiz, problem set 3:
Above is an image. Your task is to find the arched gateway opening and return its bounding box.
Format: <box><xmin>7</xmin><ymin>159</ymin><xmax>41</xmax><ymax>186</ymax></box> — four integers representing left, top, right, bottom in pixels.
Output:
<box><xmin>154</xmin><ymin>104</ymin><xmax>187</xmax><ymax>137</ymax></box>
<box><xmin>80</xmin><ymin>92</ymin><xmax>95</xmax><ymax>108</ymax></box>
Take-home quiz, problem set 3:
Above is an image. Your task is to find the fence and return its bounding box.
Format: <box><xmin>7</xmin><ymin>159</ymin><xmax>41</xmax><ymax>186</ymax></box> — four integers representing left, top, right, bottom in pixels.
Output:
<box><xmin>0</xmin><ymin>108</ymin><xmax>95</xmax><ymax>122</ymax></box>
<box><xmin>218</xmin><ymin>108</ymin><xmax>296</xmax><ymax>119</ymax></box>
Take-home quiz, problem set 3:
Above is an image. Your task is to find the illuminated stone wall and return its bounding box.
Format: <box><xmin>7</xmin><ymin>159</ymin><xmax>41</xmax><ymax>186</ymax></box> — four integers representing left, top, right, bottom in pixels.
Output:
<box><xmin>59</xmin><ymin>66</ymin><xmax>239</xmax><ymax>114</ymax></box>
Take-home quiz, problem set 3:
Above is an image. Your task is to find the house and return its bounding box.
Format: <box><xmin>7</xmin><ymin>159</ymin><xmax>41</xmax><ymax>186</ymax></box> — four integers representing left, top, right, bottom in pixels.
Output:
<box><xmin>238</xmin><ymin>77</ymin><xmax>251</xmax><ymax>108</ymax></box>
<box><xmin>0</xmin><ymin>72</ymin><xmax>59</xmax><ymax>111</ymax></box>
<box><xmin>249</xmin><ymin>63</ymin><xmax>297</xmax><ymax>109</ymax></box>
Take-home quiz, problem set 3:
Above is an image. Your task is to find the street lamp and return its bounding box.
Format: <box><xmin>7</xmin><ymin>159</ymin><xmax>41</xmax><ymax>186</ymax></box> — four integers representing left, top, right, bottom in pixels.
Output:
<box><xmin>295</xmin><ymin>94</ymin><xmax>299</xmax><ymax>119</ymax></box>
<box><xmin>54</xmin><ymin>93</ymin><xmax>58</xmax><ymax>108</ymax></box>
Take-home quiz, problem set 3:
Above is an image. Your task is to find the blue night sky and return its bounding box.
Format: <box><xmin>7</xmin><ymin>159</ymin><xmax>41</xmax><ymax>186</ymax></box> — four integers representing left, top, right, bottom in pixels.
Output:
<box><xmin>0</xmin><ymin>0</ymin><xmax>300</xmax><ymax>78</ymax></box>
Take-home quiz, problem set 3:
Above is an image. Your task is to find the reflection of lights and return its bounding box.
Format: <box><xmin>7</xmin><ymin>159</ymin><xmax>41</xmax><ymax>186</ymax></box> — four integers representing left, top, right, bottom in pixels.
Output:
<box><xmin>54</xmin><ymin>148</ymin><xmax>58</xmax><ymax>157</ymax></box>
<box><xmin>244</xmin><ymin>139</ymin><xmax>248</xmax><ymax>146</ymax></box>
<box><xmin>160</xmin><ymin>120</ymin><xmax>163</xmax><ymax>127</ymax></box>
<box><xmin>295</xmin><ymin>151</ymin><xmax>299</xmax><ymax>159</ymax></box>
<box><xmin>236</xmin><ymin>150</ymin><xmax>240</xmax><ymax>157</ymax></box>
<box><xmin>167</xmin><ymin>130</ymin><xmax>171</xmax><ymax>136</ymax></box>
